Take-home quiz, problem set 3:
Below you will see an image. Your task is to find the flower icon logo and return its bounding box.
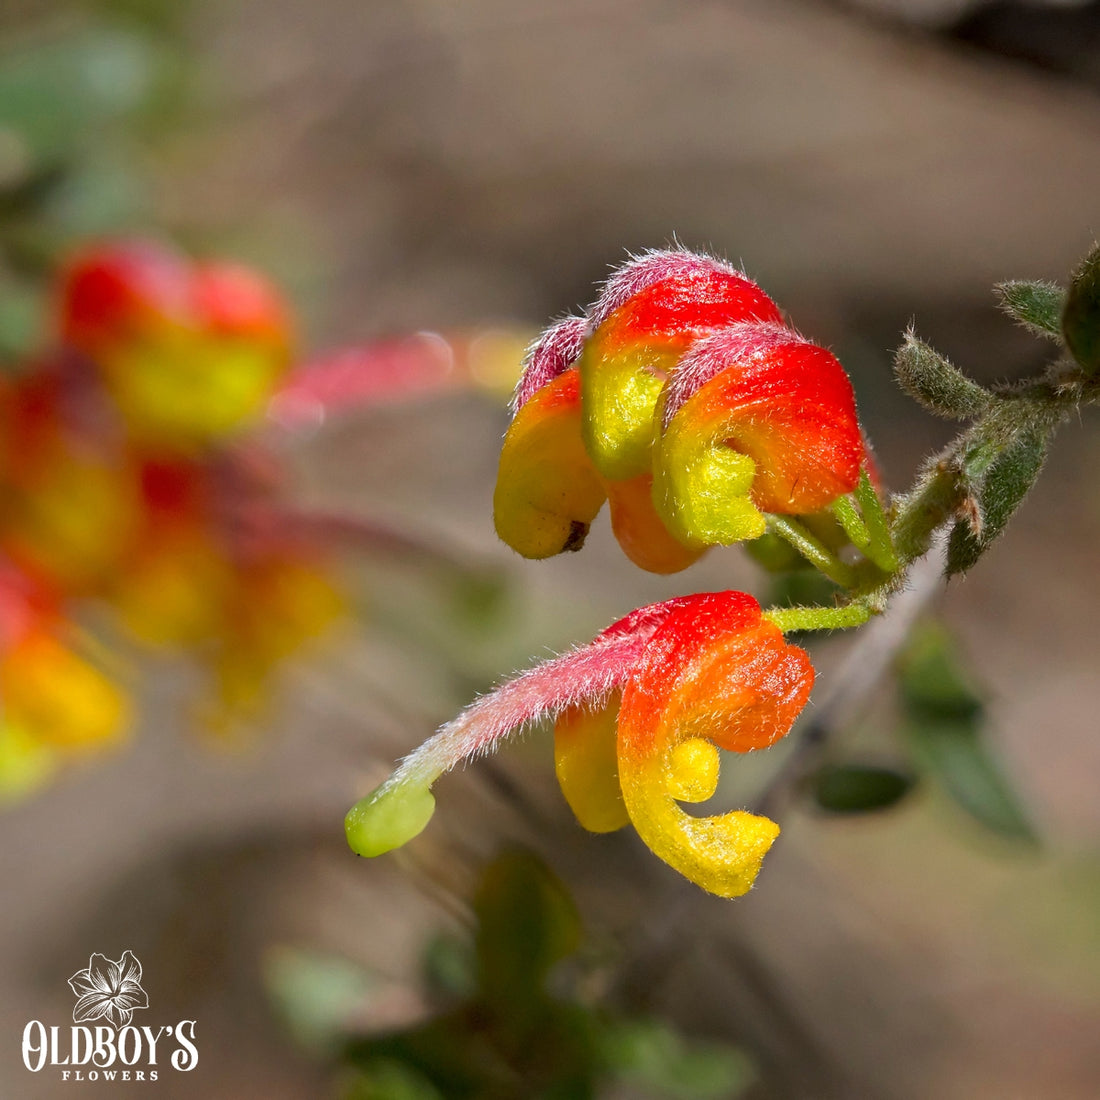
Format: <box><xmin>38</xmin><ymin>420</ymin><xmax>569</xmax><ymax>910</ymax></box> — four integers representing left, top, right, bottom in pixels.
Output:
<box><xmin>68</xmin><ymin>951</ymin><xmax>149</xmax><ymax>1029</ymax></box>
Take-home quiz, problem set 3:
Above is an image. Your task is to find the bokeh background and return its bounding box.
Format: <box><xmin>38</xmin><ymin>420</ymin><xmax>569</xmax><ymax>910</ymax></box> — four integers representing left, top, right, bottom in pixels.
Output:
<box><xmin>2</xmin><ymin>1</ymin><xmax>1099</xmax><ymax>1096</ymax></box>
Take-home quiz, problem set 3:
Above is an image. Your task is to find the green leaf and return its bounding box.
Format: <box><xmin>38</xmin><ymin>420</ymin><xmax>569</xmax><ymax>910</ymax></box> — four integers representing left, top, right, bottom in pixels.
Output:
<box><xmin>0</xmin><ymin>280</ymin><xmax>44</xmax><ymax>362</ymax></box>
<box><xmin>343</xmin><ymin>1058</ymin><xmax>446</xmax><ymax>1100</ymax></box>
<box><xmin>995</xmin><ymin>279</ymin><xmax>1066</xmax><ymax>340</ymax></box>
<box><xmin>905</xmin><ymin>717</ymin><xmax>1036</xmax><ymax>842</ymax></box>
<box><xmin>745</xmin><ymin>531</ymin><xmax>809</xmax><ymax>573</ymax></box>
<box><xmin>263</xmin><ymin>947</ymin><xmax>375</xmax><ymax>1054</ymax></box>
<box><xmin>893</xmin><ymin>332</ymin><xmax>991</xmax><ymax>420</ymax></box>
<box><xmin>809</xmin><ymin>764</ymin><xmax>915</xmax><ymax>814</ymax></box>
<box><xmin>898</xmin><ymin>624</ymin><xmax>1036</xmax><ymax>842</ymax></box>
<box><xmin>474</xmin><ymin>849</ymin><xmax>582</xmax><ymax>1009</ymax></box>
<box><xmin>898</xmin><ymin>622</ymin><xmax>983</xmax><ymax>722</ymax></box>
<box><xmin>599</xmin><ymin>1019</ymin><xmax>755</xmax><ymax>1100</ymax></box>
<box><xmin>946</xmin><ymin>428</ymin><xmax>1048</xmax><ymax>577</ymax></box>
<box><xmin>1062</xmin><ymin>242</ymin><xmax>1100</xmax><ymax>376</ymax></box>
<box><xmin>0</xmin><ymin>29</ymin><xmax>158</xmax><ymax>163</ymax></box>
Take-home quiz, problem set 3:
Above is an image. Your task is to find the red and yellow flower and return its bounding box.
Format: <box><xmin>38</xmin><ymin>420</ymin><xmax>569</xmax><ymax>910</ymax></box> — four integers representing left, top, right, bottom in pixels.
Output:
<box><xmin>346</xmin><ymin>591</ymin><xmax>814</xmax><ymax>898</ymax></box>
<box><xmin>494</xmin><ymin>249</ymin><xmax>867</xmax><ymax>573</ymax></box>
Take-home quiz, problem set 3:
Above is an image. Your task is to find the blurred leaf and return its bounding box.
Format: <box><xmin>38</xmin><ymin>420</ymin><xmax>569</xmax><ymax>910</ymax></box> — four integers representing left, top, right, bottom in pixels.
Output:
<box><xmin>264</xmin><ymin>947</ymin><xmax>375</xmax><ymax>1054</ymax></box>
<box><xmin>995</xmin><ymin>279</ymin><xmax>1066</xmax><ymax>339</ymax></box>
<box><xmin>898</xmin><ymin>622</ymin><xmax>983</xmax><ymax>722</ymax></box>
<box><xmin>894</xmin><ymin>331</ymin><xmax>991</xmax><ymax>420</ymax></box>
<box><xmin>899</xmin><ymin>624</ymin><xmax>1036</xmax><ymax>842</ymax></box>
<box><xmin>422</xmin><ymin>934</ymin><xmax>477</xmax><ymax>1000</ymax></box>
<box><xmin>0</xmin><ymin>279</ymin><xmax>43</xmax><ymax>361</ymax></box>
<box><xmin>809</xmin><ymin>764</ymin><xmax>915</xmax><ymax>815</ymax></box>
<box><xmin>1062</xmin><ymin>242</ymin><xmax>1100</xmax><ymax>376</ymax></box>
<box><xmin>0</xmin><ymin>28</ymin><xmax>158</xmax><ymax>163</ymax></box>
<box><xmin>905</xmin><ymin>716</ymin><xmax>1036</xmax><ymax>842</ymax></box>
<box><xmin>599</xmin><ymin>1019</ymin><xmax>755</xmax><ymax>1100</ymax></box>
<box><xmin>946</xmin><ymin>428</ymin><xmax>1048</xmax><ymax>577</ymax></box>
<box><xmin>343</xmin><ymin>1058</ymin><xmax>445</xmax><ymax>1100</ymax></box>
<box><xmin>475</xmin><ymin>848</ymin><xmax>582</xmax><ymax>1010</ymax></box>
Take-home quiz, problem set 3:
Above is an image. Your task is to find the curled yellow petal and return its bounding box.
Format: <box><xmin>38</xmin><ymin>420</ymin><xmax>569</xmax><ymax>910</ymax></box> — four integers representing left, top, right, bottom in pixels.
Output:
<box><xmin>493</xmin><ymin>368</ymin><xmax>606</xmax><ymax>558</ymax></box>
<box><xmin>554</xmin><ymin>693</ymin><xmax>629</xmax><ymax>833</ymax></box>
<box><xmin>667</xmin><ymin>738</ymin><xmax>720</xmax><ymax>803</ymax></box>
<box><xmin>616</xmin><ymin>591</ymin><xmax>814</xmax><ymax>898</ymax></box>
<box><xmin>652</xmin><ymin>415</ymin><xmax>766</xmax><ymax>546</ymax></box>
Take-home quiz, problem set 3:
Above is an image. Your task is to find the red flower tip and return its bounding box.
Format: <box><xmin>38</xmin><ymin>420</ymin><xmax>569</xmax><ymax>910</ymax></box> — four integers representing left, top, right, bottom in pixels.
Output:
<box><xmin>59</xmin><ymin>240</ymin><xmax>189</xmax><ymax>357</ymax></box>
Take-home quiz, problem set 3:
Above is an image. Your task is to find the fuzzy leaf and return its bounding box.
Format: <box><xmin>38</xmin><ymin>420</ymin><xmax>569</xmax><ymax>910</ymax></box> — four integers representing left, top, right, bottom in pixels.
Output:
<box><xmin>946</xmin><ymin>428</ymin><xmax>1048</xmax><ymax>577</ymax></box>
<box><xmin>809</xmin><ymin>764</ymin><xmax>915</xmax><ymax>814</ymax></box>
<box><xmin>995</xmin><ymin>279</ymin><xmax>1066</xmax><ymax>340</ymax></box>
<box><xmin>1062</xmin><ymin>243</ymin><xmax>1100</xmax><ymax>376</ymax></box>
<box><xmin>893</xmin><ymin>333</ymin><xmax>990</xmax><ymax>420</ymax></box>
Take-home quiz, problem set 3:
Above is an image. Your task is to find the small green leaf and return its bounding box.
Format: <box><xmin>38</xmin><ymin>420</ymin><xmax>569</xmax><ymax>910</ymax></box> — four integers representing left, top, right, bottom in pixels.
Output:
<box><xmin>946</xmin><ymin>428</ymin><xmax>1048</xmax><ymax>577</ymax></box>
<box><xmin>905</xmin><ymin>717</ymin><xmax>1036</xmax><ymax>842</ymax></box>
<box><xmin>474</xmin><ymin>849</ymin><xmax>581</xmax><ymax>1008</ymax></box>
<box><xmin>898</xmin><ymin>622</ymin><xmax>983</xmax><ymax>722</ymax></box>
<box><xmin>1062</xmin><ymin>242</ymin><xmax>1100</xmax><ymax>376</ymax></box>
<box><xmin>898</xmin><ymin>624</ymin><xmax>1036</xmax><ymax>842</ymax></box>
<box><xmin>809</xmin><ymin>764</ymin><xmax>915</xmax><ymax>814</ymax></box>
<box><xmin>599</xmin><ymin>1019</ymin><xmax>756</xmax><ymax>1100</ymax></box>
<box><xmin>995</xmin><ymin>279</ymin><xmax>1066</xmax><ymax>339</ymax></box>
<box><xmin>263</xmin><ymin>947</ymin><xmax>374</xmax><ymax>1054</ymax></box>
<box><xmin>894</xmin><ymin>332</ymin><xmax>991</xmax><ymax>421</ymax></box>
<box><xmin>745</xmin><ymin>531</ymin><xmax>808</xmax><ymax>573</ymax></box>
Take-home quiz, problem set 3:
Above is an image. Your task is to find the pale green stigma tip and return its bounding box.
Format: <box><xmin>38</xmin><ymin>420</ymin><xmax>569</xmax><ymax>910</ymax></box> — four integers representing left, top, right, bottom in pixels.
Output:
<box><xmin>345</xmin><ymin>783</ymin><xmax>436</xmax><ymax>857</ymax></box>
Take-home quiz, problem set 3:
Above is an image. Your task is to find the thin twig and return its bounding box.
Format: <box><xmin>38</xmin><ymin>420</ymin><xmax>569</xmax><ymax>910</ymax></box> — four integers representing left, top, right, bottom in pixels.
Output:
<box><xmin>754</xmin><ymin>531</ymin><xmax>947</xmax><ymax>819</ymax></box>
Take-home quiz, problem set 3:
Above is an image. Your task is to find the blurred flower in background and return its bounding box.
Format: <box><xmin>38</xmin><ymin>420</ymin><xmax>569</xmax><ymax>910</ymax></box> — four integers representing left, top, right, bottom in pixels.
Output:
<box><xmin>0</xmin><ymin>234</ymin><xmax>527</xmax><ymax>798</ymax></box>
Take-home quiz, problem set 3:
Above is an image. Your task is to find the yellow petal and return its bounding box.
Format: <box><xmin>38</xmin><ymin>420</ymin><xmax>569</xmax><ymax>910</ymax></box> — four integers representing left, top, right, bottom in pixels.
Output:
<box><xmin>493</xmin><ymin>369</ymin><xmax>606</xmax><ymax>558</ymax></box>
<box><xmin>554</xmin><ymin>695</ymin><xmax>629</xmax><ymax>834</ymax></box>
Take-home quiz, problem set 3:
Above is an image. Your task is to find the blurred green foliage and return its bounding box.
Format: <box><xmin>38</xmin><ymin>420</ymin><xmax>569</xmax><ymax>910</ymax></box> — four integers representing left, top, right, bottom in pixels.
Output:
<box><xmin>898</xmin><ymin>621</ymin><xmax>1036</xmax><ymax>842</ymax></box>
<box><xmin>0</xmin><ymin>0</ymin><xmax>195</xmax><ymax>362</ymax></box>
<box><xmin>808</xmin><ymin>763</ymin><xmax>915</xmax><ymax>815</ymax></box>
<box><xmin>268</xmin><ymin>850</ymin><xmax>755</xmax><ymax>1100</ymax></box>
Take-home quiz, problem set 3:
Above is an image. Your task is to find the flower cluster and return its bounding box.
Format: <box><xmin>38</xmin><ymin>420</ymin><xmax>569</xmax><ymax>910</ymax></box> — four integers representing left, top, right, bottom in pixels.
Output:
<box><xmin>494</xmin><ymin>249</ymin><xmax>867</xmax><ymax>573</ymax></box>
<box><xmin>348</xmin><ymin>247</ymin><xmax>893</xmax><ymax>897</ymax></box>
<box><xmin>0</xmin><ymin>241</ymin><xmax>344</xmax><ymax>797</ymax></box>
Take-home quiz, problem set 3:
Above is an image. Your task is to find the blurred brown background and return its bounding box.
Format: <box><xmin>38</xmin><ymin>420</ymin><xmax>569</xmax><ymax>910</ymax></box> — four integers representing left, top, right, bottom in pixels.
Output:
<box><xmin>2</xmin><ymin>1</ymin><xmax>1099</xmax><ymax>1096</ymax></box>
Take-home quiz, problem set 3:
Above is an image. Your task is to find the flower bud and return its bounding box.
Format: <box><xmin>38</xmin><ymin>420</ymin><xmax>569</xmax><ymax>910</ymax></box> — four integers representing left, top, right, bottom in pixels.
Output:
<box><xmin>580</xmin><ymin>250</ymin><xmax>782</xmax><ymax>482</ymax></box>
